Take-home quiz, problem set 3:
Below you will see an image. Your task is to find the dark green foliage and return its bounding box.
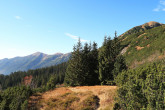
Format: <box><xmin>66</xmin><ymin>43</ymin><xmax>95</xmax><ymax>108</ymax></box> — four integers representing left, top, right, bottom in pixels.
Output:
<box><xmin>0</xmin><ymin>86</ymin><xmax>32</xmax><ymax>110</ymax></box>
<box><xmin>88</xmin><ymin>42</ymin><xmax>100</xmax><ymax>85</ymax></box>
<box><xmin>64</xmin><ymin>40</ymin><xmax>84</xmax><ymax>86</ymax></box>
<box><xmin>64</xmin><ymin>40</ymin><xmax>99</xmax><ymax>86</ymax></box>
<box><xmin>115</xmin><ymin>63</ymin><xmax>165</xmax><ymax>110</ymax></box>
<box><xmin>0</xmin><ymin>62</ymin><xmax>67</xmax><ymax>90</ymax></box>
<box><xmin>21</xmin><ymin>100</ymin><xmax>28</xmax><ymax>110</ymax></box>
<box><xmin>0</xmin><ymin>63</ymin><xmax>67</xmax><ymax>109</ymax></box>
<box><xmin>46</xmin><ymin>74</ymin><xmax>59</xmax><ymax>90</ymax></box>
<box><xmin>98</xmin><ymin>36</ymin><xmax>123</xmax><ymax>84</ymax></box>
<box><xmin>99</xmin><ymin>37</ymin><xmax>113</xmax><ymax>84</ymax></box>
<box><xmin>64</xmin><ymin>34</ymin><xmax>126</xmax><ymax>86</ymax></box>
<box><xmin>113</xmin><ymin>55</ymin><xmax>127</xmax><ymax>78</ymax></box>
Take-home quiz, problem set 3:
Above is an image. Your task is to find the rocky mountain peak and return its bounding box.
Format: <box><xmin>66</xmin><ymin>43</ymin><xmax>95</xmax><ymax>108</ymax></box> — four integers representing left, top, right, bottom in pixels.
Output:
<box><xmin>141</xmin><ymin>21</ymin><xmax>162</xmax><ymax>29</ymax></box>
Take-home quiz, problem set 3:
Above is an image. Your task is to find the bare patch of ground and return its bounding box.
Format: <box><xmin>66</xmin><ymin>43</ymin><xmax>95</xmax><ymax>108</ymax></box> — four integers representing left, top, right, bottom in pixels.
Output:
<box><xmin>69</xmin><ymin>86</ymin><xmax>117</xmax><ymax>110</ymax></box>
<box><xmin>120</xmin><ymin>45</ymin><xmax>130</xmax><ymax>55</ymax></box>
<box><xmin>135</xmin><ymin>46</ymin><xmax>144</xmax><ymax>50</ymax></box>
<box><xmin>137</xmin><ymin>33</ymin><xmax>146</xmax><ymax>38</ymax></box>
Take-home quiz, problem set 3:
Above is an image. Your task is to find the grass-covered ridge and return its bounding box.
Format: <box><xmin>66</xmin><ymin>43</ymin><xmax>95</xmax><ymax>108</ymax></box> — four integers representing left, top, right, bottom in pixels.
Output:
<box><xmin>120</xmin><ymin>23</ymin><xmax>165</xmax><ymax>68</ymax></box>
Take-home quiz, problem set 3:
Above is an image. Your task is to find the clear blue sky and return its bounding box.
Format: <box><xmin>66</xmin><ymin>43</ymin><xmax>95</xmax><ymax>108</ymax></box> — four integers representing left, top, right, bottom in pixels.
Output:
<box><xmin>0</xmin><ymin>0</ymin><xmax>165</xmax><ymax>59</ymax></box>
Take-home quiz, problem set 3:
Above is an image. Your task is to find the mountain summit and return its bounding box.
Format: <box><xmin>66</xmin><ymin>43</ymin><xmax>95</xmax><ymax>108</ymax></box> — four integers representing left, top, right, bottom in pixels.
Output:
<box><xmin>141</xmin><ymin>21</ymin><xmax>162</xmax><ymax>29</ymax></box>
<box><xmin>0</xmin><ymin>52</ymin><xmax>71</xmax><ymax>75</ymax></box>
<box><xmin>120</xmin><ymin>21</ymin><xmax>163</xmax><ymax>37</ymax></box>
<box><xmin>31</xmin><ymin>52</ymin><xmax>47</xmax><ymax>56</ymax></box>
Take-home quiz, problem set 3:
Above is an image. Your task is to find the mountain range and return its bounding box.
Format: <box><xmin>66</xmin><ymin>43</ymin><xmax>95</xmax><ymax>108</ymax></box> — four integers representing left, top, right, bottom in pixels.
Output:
<box><xmin>0</xmin><ymin>52</ymin><xmax>71</xmax><ymax>75</ymax></box>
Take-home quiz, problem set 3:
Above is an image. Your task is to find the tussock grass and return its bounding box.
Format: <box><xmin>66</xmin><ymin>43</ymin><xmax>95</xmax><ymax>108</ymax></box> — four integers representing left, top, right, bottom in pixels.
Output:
<box><xmin>37</xmin><ymin>86</ymin><xmax>117</xmax><ymax>110</ymax></box>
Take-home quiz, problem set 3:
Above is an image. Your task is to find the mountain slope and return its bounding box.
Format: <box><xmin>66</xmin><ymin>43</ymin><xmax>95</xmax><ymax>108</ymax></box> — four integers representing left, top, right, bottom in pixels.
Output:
<box><xmin>119</xmin><ymin>21</ymin><xmax>165</xmax><ymax>68</ymax></box>
<box><xmin>0</xmin><ymin>52</ymin><xmax>71</xmax><ymax>75</ymax></box>
<box><xmin>29</xmin><ymin>86</ymin><xmax>117</xmax><ymax>110</ymax></box>
<box><xmin>120</xmin><ymin>21</ymin><xmax>162</xmax><ymax>37</ymax></box>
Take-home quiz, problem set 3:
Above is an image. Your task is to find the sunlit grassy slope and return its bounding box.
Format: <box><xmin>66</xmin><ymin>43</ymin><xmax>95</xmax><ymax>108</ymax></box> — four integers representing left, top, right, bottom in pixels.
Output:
<box><xmin>120</xmin><ymin>22</ymin><xmax>165</xmax><ymax>68</ymax></box>
<box><xmin>29</xmin><ymin>86</ymin><xmax>117</xmax><ymax>110</ymax></box>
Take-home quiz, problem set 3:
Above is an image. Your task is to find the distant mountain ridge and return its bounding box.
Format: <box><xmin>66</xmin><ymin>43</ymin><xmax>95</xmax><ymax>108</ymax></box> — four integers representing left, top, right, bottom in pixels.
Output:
<box><xmin>0</xmin><ymin>52</ymin><xmax>71</xmax><ymax>75</ymax></box>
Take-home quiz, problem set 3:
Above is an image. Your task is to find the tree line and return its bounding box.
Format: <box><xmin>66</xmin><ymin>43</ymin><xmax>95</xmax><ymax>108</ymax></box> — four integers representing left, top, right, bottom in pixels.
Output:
<box><xmin>0</xmin><ymin>62</ymin><xmax>67</xmax><ymax>90</ymax></box>
<box><xmin>0</xmin><ymin>62</ymin><xmax>68</xmax><ymax>110</ymax></box>
<box><xmin>64</xmin><ymin>33</ymin><xmax>127</xmax><ymax>86</ymax></box>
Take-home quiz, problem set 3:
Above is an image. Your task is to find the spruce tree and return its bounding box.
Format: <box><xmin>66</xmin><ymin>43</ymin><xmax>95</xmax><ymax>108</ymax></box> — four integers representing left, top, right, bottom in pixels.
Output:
<box><xmin>88</xmin><ymin>42</ymin><xmax>99</xmax><ymax>85</ymax></box>
<box><xmin>113</xmin><ymin>55</ymin><xmax>127</xmax><ymax>78</ymax></box>
<box><xmin>46</xmin><ymin>74</ymin><xmax>58</xmax><ymax>90</ymax></box>
<box><xmin>98</xmin><ymin>33</ymin><xmax>121</xmax><ymax>85</ymax></box>
<box><xmin>64</xmin><ymin>39</ymin><xmax>84</xmax><ymax>86</ymax></box>
<box><xmin>65</xmin><ymin>39</ymin><xmax>99</xmax><ymax>86</ymax></box>
<box><xmin>98</xmin><ymin>38</ymin><xmax>110</xmax><ymax>85</ymax></box>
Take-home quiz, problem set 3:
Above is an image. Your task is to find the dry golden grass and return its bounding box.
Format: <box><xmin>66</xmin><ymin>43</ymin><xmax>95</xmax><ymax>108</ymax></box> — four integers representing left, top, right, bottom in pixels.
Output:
<box><xmin>35</xmin><ymin>86</ymin><xmax>117</xmax><ymax>110</ymax></box>
<box><xmin>130</xmin><ymin>51</ymin><xmax>165</xmax><ymax>68</ymax></box>
<box><xmin>137</xmin><ymin>33</ymin><xmax>146</xmax><ymax>38</ymax></box>
<box><xmin>69</xmin><ymin>86</ymin><xmax>117</xmax><ymax>110</ymax></box>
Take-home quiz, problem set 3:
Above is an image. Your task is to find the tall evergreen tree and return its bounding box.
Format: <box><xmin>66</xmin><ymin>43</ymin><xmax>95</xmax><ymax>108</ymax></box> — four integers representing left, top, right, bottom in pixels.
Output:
<box><xmin>88</xmin><ymin>42</ymin><xmax>100</xmax><ymax>85</ymax></box>
<box><xmin>98</xmin><ymin>37</ymin><xmax>114</xmax><ymax>84</ymax></box>
<box><xmin>64</xmin><ymin>39</ymin><xmax>84</xmax><ymax>86</ymax></box>
<box><xmin>98</xmin><ymin>33</ymin><xmax>121</xmax><ymax>85</ymax></box>
<box><xmin>65</xmin><ymin>39</ymin><xmax>99</xmax><ymax>86</ymax></box>
<box><xmin>46</xmin><ymin>74</ymin><xmax>59</xmax><ymax>90</ymax></box>
<box><xmin>113</xmin><ymin>55</ymin><xmax>127</xmax><ymax>78</ymax></box>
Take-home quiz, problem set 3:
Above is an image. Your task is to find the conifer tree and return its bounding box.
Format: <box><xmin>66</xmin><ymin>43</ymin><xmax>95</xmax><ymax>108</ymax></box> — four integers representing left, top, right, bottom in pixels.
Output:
<box><xmin>113</xmin><ymin>55</ymin><xmax>127</xmax><ymax>78</ymax></box>
<box><xmin>65</xmin><ymin>39</ymin><xmax>99</xmax><ymax>86</ymax></box>
<box><xmin>98</xmin><ymin>33</ymin><xmax>121</xmax><ymax>85</ymax></box>
<box><xmin>99</xmin><ymin>37</ymin><xmax>113</xmax><ymax>84</ymax></box>
<box><xmin>64</xmin><ymin>39</ymin><xmax>84</xmax><ymax>86</ymax></box>
<box><xmin>81</xmin><ymin>43</ymin><xmax>91</xmax><ymax>85</ymax></box>
<box><xmin>88</xmin><ymin>42</ymin><xmax>99</xmax><ymax>85</ymax></box>
<box><xmin>46</xmin><ymin>75</ymin><xmax>58</xmax><ymax>90</ymax></box>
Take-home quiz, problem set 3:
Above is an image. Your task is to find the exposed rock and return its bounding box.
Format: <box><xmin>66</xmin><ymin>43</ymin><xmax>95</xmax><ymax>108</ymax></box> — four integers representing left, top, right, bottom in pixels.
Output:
<box><xmin>141</xmin><ymin>21</ymin><xmax>162</xmax><ymax>29</ymax></box>
<box><xmin>120</xmin><ymin>45</ymin><xmax>130</xmax><ymax>55</ymax></box>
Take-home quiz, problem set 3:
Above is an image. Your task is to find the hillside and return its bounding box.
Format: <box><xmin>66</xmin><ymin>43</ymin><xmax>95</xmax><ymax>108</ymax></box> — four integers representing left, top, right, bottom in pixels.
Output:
<box><xmin>0</xmin><ymin>21</ymin><xmax>164</xmax><ymax>110</ymax></box>
<box><xmin>120</xmin><ymin>21</ymin><xmax>162</xmax><ymax>37</ymax></box>
<box><xmin>29</xmin><ymin>86</ymin><xmax>117</xmax><ymax>110</ymax></box>
<box><xmin>120</xmin><ymin>21</ymin><xmax>165</xmax><ymax>68</ymax></box>
<box><xmin>0</xmin><ymin>52</ymin><xmax>70</xmax><ymax>75</ymax></box>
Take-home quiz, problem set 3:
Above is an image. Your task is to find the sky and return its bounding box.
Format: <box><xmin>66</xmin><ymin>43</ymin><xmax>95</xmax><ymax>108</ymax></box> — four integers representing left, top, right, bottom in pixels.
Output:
<box><xmin>0</xmin><ymin>0</ymin><xmax>165</xmax><ymax>59</ymax></box>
